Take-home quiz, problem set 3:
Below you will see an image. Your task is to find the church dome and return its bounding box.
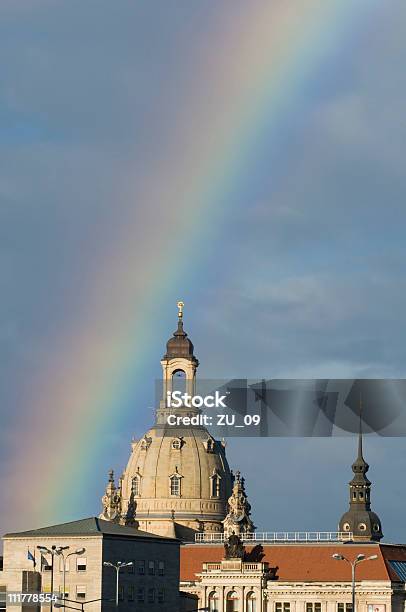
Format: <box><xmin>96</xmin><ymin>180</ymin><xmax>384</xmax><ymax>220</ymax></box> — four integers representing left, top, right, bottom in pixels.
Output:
<box><xmin>121</xmin><ymin>424</ymin><xmax>232</xmax><ymax>540</ymax></box>
<box><xmin>100</xmin><ymin>303</ymin><xmax>235</xmax><ymax>541</ymax></box>
<box><xmin>339</xmin><ymin>509</ymin><xmax>383</xmax><ymax>541</ymax></box>
<box><xmin>163</xmin><ymin>320</ymin><xmax>197</xmax><ymax>362</ymax></box>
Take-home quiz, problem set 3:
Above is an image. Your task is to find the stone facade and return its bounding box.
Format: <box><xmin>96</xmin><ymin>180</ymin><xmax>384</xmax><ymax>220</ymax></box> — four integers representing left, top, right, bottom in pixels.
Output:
<box><xmin>1</xmin><ymin>517</ymin><xmax>180</xmax><ymax>612</ymax></box>
<box><xmin>180</xmin><ymin>542</ymin><xmax>406</xmax><ymax>612</ymax></box>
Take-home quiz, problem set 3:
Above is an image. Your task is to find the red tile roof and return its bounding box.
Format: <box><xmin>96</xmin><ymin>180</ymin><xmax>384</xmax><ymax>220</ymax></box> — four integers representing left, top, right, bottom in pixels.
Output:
<box><xmin>180</xmin><ymin>543</ymin><xmax>406</xmax><ymax>583</ymax></box>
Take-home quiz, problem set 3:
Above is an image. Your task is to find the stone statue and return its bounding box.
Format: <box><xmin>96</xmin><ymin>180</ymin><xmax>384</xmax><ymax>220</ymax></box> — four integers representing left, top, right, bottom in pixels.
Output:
<box><xmin>99</xmin><ymin>470</ymin><xmax>122</xmax><ymax>523</ymax></box>
<box><xmin>224</xmin><ymin>531</ymin><xmax>245</xmax><ymax>559</ymax></box>
<box><xmin>222</xmin><ymin>470</ymin><xmax>255</xmax><ymax>537</ymax></box>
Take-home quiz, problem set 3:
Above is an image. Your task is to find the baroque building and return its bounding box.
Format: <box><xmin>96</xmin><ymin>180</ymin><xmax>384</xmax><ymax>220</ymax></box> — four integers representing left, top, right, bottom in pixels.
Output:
<box><xmin>100</xmin><ymin>304</ymin><xmax>254</xmax><ymax>541</ymax></box>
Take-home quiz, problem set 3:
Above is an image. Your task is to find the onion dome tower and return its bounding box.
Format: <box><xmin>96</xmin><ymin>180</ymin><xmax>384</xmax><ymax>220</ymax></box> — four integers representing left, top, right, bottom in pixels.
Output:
<box><xmin>101</xmin><ymin>302</ymin><xmax>234</xmax><ymax>541</ymax></box>
<box><xmin>338</xmin><ymin>405</ymin><xmax>383</xmax><ymax>541</ymax></box>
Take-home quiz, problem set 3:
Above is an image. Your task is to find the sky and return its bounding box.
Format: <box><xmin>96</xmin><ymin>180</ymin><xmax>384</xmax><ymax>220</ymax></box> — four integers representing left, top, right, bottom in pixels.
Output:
<box><xmin>1</xmin><ymin>1</ymin><xmax>406</xmax><ymax>543</ymax></box>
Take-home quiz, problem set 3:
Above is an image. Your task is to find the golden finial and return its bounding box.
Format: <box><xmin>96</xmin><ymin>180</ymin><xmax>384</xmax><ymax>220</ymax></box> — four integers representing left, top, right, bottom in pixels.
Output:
<box><xmin>177</xmin><ymin>301</ymin><xmax>184</xmax><ymax>319</ymax></box>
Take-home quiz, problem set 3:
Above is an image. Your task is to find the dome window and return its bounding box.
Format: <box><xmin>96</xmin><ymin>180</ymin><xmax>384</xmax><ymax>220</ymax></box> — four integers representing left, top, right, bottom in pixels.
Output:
<box><xmin>169</xmin><ymin>470</ymin><xmax>182</xmax><ymax>497</ymax></box>
<box><xmin>210</xmin><ymin>472</ymin><xmax>221</xmax><ymax>498</ymax></box>
<box><xmin>373</xmin><ymin>523</ymin><xmax>381</xmax><ymax>532</ymax></box>
<box><xmin>132</xmin><ymin>474</ymin><xmax>141</xmax><ymax>496</ymax></box>
<box><xmin>343</xmin><ymin>523</ymin><xmax>351</xmax><ymax>532</ymax></box>
<box><xmin>206</xmin><ymin>437</ymin><xmax>215</xmax><ymax>453</ymax></box>
<box><xmin>171</xmin><ymin>438</ymin><xmax>183</xmax><ymax>450</ymax></box>
<box><xmin>358</xmin><ymin>523</ymin><xmax>367</xmax><ymax>531</ymax></box>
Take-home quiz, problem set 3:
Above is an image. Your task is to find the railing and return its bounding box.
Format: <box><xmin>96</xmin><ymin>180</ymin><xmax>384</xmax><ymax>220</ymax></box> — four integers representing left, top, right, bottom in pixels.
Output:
<box><xmin>195</xmin><ymin>531</ymin><xmax>354</xmax><ymax>543</ymax></box>
<box><xmin>202</xmin><ymin>561</ymin><xmax>267</xmax><ymax>573</ymax></box>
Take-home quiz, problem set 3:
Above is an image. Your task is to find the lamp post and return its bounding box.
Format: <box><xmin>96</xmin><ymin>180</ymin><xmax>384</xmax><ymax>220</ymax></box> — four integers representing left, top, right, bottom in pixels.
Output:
<box><xmin>332</xmin><ymin>553</ymin><xmax>378</xmax><ymax>612</ymax></box>
<box><xmin>103</xmin><ymin>561</ymin><xmax>133</xmax><ymax>607</ymax></box>
<box><xmin>37</xmin><ymin>545</ymin><xmax>58</xmax><ymax>612</ymax></box>
<box><xmin>55</xmin><ymin>547</ymin><xmax>86</xmax><ymax>606</ymax></box>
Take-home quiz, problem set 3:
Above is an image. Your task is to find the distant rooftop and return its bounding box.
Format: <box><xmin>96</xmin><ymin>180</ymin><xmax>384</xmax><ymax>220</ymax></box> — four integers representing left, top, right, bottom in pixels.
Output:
<box><xmin>3</xmin><ymin>517</ymin><xmax>179</xmax><ymax>542</ymax></box>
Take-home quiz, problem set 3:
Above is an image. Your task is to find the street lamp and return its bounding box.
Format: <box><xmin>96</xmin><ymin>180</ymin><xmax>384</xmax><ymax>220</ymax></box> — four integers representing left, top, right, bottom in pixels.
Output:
<box><xmin>37</xmin><ymin>545</ymin><xmax>60</xmax><ymax>612</ymax></box>
<box><xmin>103</xmin><ymin>561</ymin><xmax>133</xmax><ymax>607</ymax></box>
<box><xmin>332</xmin><ymin>552</ymin><xmax>378</xmax><ymax>612</ymax></box>
<box><xmin>54</xmin><ymin>547</ymin><xmax>86</xmax><ymax>606</ymax></box>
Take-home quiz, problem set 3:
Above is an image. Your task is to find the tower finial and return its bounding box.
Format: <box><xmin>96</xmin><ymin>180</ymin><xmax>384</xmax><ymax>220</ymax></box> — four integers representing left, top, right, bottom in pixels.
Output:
<box><xmin>177</xmin><ymin>301</ymin><xmax>184</xmax><ymax>320</ymax></box>
<box><xmin>358</xmin><ymin>393</ymin><xmax>363</xmax><ymax>459</ymax></box>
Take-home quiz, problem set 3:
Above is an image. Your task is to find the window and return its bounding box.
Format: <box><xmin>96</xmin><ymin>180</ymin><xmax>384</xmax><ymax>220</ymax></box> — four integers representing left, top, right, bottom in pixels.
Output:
<box><xmin>306</xmin><ymin>604</ymin><xmax>321</xmax><ymax>612</ymax></box>
<box><xmin>358</xmin><ymin>523</ymin><xmax>367</xmax><ymax>531</ymax></box>
<box><xmin>276</xmin><ymin>604</ymin><xmax>290</xmax><ymax>612</ymax></box>
<box><xmin>59</xmin><ymin>587</ymin><xmax>69</xmax><ymax>599</ymax></box>
<box><xmin>247</xmin><ymin>591</ymin><xmax>257</xmax><ymax>612</ymax></box>
<box><xmin>343</xmin><ymin>523</ymin><xmax>351</xmax><ymax>532</ymax></box>
<box><xmin>209</xmin><ymin>591</ymin><xmax>219</xmax><ymax>612</ymax></box>
<box><xmin>148</xmin><ymin>588</ymin><xmax>155</xmax><ymax>604</ymax></box>
<box><xmin>128</xmin><ymin>560</ymin><xmax>135</xmax><ymax>574</ymax></box>
<box><xmin>158</xmin><ymin>588</ymin><xmax>165</xmax><ymax>603</ymax></box>
<box><xmin>338</xmin><ymin>604</ymin><xmax>352</xmax><ymax>612</ymax></box>
<box><xmin>76</xmin><ymin>557</ymin><xmax>87</xmax><ymax>571</ymax></box>
<box><xmin>128</xmin><ymin>585</ymin><xmax>134</xmax><ymax>602</ymax></box>
<box><xmin>59</xmin><ymin>558</ymin><xmax>70</xmax><ymax>572</ymax></box>
<box><xmin>158</xmin><ymin>561</ymin><xmax>165</xmax><ymax>576</ymax></box>
<box><xmin>172</xmin><ymin>369</ymin><xmax>186</xmax><ymax>393</ymax></box>
<box><xmin>133</xmin><ymin>475</ymin><xmax>141</xmax><ymax>496</ymax></box>
<box><xmin>137</xmin><ymin>587</ymin><xmax>145</xmax><ymax>603</ymax></box>
<box><xmin>148</xmin><ymin>560</ymin><xmax>155</xmax><ymax>575</ymax></box>
<box><xmin>76</xmin><ymin>586</ymin><xmax>86</xmax><ymax>599</ymax></box>
<box><xmin>226</xmin><ymin>590</ymin><xmax>239</xmax><ymax>612</ymax></box>
<box><xmin>170</xmin><ymin>475</ymin><xmax>181</xmax><ymax>496</ymax></box>
<box><xmin>118</xmin><ymin>586</ymin><xmax>124</xmax><ymax>602</ymax></box>
<box><xmin>211</xmin><ymin>474</ymin><xmax>220</xmax><ymax>498</ymax></box>
<box><xmin>138</xmin><ymin>560</ymin><xmax>145</xmax><ymax>575</ymax></box>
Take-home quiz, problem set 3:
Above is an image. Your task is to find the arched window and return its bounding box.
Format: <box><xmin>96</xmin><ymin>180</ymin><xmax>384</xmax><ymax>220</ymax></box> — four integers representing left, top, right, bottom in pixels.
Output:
<box><xmin>246</xmin><ymin>591</ymin><xmax>256</xmax><ymax>612</ymax></box>
<box><xmin>172</xmin><ymin>369</ymin><xmax>186</xmax><ymax>394</ymax></box>
<box><xmin>208</xmin><ymin>591</ymin><xmax>219</xmax><ymax>612</ymax></box>
<box><xmin>132</xmin><ymin>475</ymin><xmax>141</xmax><ymax>496</ymax></box>
<box><xmin>170</xmin><ymin>475</ymin><xmax>181</xmax><ymax>497</ymax></box>
<box><xmin>211</xmin><ymin>474</ymin><xmax>220</xmax><ymax>498</ymax></box>
<box><xmin>226</xmin><ymin>590</ymin><xmax>239</xmax><ymax>612</ymax></box>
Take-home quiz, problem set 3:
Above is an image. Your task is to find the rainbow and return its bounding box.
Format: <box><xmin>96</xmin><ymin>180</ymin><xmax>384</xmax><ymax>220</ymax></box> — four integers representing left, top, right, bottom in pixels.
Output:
<box><xmin>6</xmin><ymin>1</ymin><xmax>381</xmax><ymax>528</ymax></box>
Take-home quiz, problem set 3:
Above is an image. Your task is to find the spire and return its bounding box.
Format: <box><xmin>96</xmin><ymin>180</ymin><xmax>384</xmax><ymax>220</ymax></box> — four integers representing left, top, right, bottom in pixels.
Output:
<box><xmin>338</xmin><ymin>399</ymin><xmax>383</xmax><ymax>541</ymax></box>
<box><xmin>352</xmin><ymin>395</ymin><xmax>369</xmax><ymax>477</ymax></box>
<box><xmin>163</xmin><ymin>301</ymin><xmax>197</xmax><ymax>362</ymax></box>
<box><xmin>357</xmin><ymin>394</ymin><xmax>364</xmax><ymax>459</ymax></box>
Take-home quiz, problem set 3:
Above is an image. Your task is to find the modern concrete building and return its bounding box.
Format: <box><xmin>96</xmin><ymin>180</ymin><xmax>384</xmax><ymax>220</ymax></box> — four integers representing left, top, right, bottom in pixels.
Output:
<box><xmin>1</xmin><ymin>517</ymin><xmax>180</xmax><ymax>612</ymax></box>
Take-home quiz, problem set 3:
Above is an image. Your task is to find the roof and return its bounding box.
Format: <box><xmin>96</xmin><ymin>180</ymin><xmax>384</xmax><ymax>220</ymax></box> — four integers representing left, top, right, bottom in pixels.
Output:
<box><xmin>180</xmin><ymin>542</ymin><xmax>406</xmax><ymax>583</ymax></box>
<box><xmin>3</xmin><ymin>517</ymin><xmax>180</xmax><ymax>543</ymax></box>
